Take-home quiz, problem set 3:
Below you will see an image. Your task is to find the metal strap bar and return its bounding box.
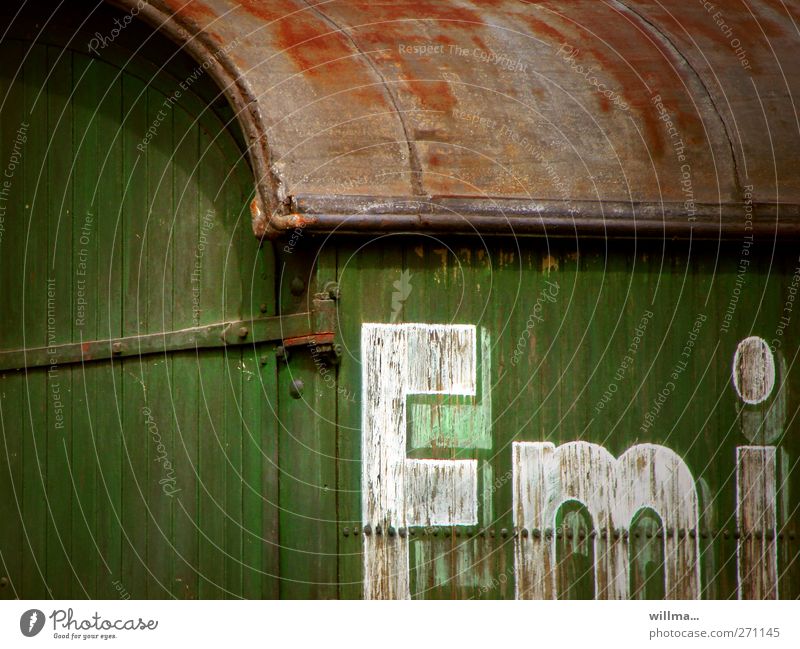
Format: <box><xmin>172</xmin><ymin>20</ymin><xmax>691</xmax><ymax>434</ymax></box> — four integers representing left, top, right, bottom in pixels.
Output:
<box><xmin>0</xmin><ymin>300</ymin><xmax>336</xmax><ymax>372</ymax></box>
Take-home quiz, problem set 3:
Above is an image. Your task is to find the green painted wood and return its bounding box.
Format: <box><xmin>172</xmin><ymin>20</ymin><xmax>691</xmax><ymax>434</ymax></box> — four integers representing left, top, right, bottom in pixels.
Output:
<box><xmin>0</xmin><ymin>7</ymin><xmax>280</xmax><ymax>599</ymax></box>
<box><xmin>0</xmin><ymin>38</ymin><xmax>26</xmax><ymax>601</ymax></box>
<box><xmin>277</xmin><ymin>246</ymin><xmax>338</xmax><ymax>599</ymax></box>
<box><xmin>21</xmin><ymin>42</ymin><xmax>50</xmax><ymax>600</ymax></box>
<box><xmin>331</xmin><ymin>237</ymin><xmax>800</xmax><ymax>599</ymax></box>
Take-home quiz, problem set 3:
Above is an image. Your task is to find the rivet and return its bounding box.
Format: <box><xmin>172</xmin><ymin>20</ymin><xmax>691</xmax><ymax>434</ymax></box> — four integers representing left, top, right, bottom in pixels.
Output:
<box><xmin>666</xmin><ymin>528</ymin><xmax>674</xmax><ymax>539</ymax></box>
<box><xmin>0</xmin><ymin>576</ymin><xmax>8</xmax><ymax>587</ymax></box>
<box><xmin>375</xmin><ymin>524</ymin><xmax>383</xmax><ymax>536</ymax></box>
<box><xmin>112</xmin><ymin>342</ymin><xmax>123</xmax><ymax>354</ymax></box>
<box><xmin>388</xmin><ymin>526</ymin><xmax>396</xmax><ymax>537</ymax></box>
<box><xmin>398</xmin><ymin>527</ymin><xmax>407</xmax><ymax>538</ymax></box>
<box><xmin>238</xmin><ymin>326</ymin><xmax>249</xmax><ymax>338</ymax></box>
<box><xmin>723</xmin><ymin>530</ymin><xmax>730</xmax><ymax>539</ymax></box>
<box><xmin>678</xmin><ymin>529</ymin><xmax>686</xmax><ymax>539</ymax></box>
<box><xmin>409</xmin><ymin>528</ymin><xmax>416</xmax><ymax>536</ymax></box>
<box><xmin>259</xmin><ymin>303</ymin><xmax>268</xmax><ymax>313</ymax></box>
<box><xmin>289</xmin><ymin>379</ymin><xmax>304</xmax><ymax>399</ymax></box>
<box><xmin>501</xmin><ymin>528</ymin><xmax>508</xmax><ymax>538</ymax></box>
<box><xmin>342</xmin><ymin>527</ymin><xmax>350</xmax><ymax>537</ymax></box>
<box><xmin>353</xmin><ymin>527</ymin><xmax>360</xmax><ymax>536</ymax></box>
<box><xmin>275</xmin><ymin>345</ymin><xmax>290</xmax><ymax>363</ymax></box>
<box><xmin>363</xmin><ymin>524</ymin><xmax>372</xmax><ymax>536</ymax></box>
<box><xmin>290</xmin><ymin>276</ymin><xmax>305</xmax><ymax>296</ymax></box>
<box><xmin>521</xmin><ymin>528</ymin><xmax>529</xmax><ymax>538</ymax></box>
<box><xmin>490</xmin><ymin>529</ymin><xmax>496</xmax><ymax>538</ymax></box>
<box><xmin>700</xmin><ymin>530</ymin><xmax>708</xmax><ymax>539</ymax></box>
<box><xmin>532</xmin><ymin>528</ymin><xmax>541</xmax><ymax>539</ymax></box>
<box><xmin>544</xmin><ymin>528</ymin><xmax>552</xmax><ymax>540</ymax></box>
<box><xmin>260</xmin><ymin>354</ymin><xmax>269</xmax><ymax>366</ymax></box>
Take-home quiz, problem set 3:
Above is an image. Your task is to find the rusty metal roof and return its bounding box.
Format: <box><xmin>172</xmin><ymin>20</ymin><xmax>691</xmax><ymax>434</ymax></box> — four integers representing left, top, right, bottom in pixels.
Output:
<box><xmin>124</xmin><ymin>0</ymin><xmax>800</xmax><ymax>240</ymax></box>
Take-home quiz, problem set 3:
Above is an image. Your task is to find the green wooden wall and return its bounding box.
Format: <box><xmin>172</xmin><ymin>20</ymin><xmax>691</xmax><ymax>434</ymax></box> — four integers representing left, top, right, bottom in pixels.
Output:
<box><xmin>0</xmin><ymin>9</ymin><xmax>278</xmax><ymax>599</ymax></box>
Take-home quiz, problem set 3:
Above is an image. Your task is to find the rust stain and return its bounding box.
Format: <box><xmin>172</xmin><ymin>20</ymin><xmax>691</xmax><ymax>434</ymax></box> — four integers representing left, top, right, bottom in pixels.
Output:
<box><xmin>161</xmin><ymin>0</ymin><xmax>217</xmax><ymax>24</ymax></box>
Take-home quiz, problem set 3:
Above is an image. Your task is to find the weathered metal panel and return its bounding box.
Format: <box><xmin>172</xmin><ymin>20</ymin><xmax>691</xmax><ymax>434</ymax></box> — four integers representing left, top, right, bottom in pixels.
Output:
<box><xmin>122</xmin><ymin>0</ymin><xmax>800</xmax><ymax>237</ymax></box>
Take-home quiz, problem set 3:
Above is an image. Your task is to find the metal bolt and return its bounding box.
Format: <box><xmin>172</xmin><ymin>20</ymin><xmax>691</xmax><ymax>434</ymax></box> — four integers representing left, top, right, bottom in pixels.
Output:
<box><xmin>388</xmin><ymin>526</ymin><xmax>396</xmax><ymax>537</ymax></box>
<box><xmin>399</xmin><ymin>527</ymin><xmax>407</xmax><ymax>538</ymax></box>
<box><xmin>363</xmin><ymin>524</ymin><xmax>372</xmax><ymax>536</ymax></box>
<box><xmin>275</xmin><ymin>345</ymin><xmax>290</xmax><ymax>364</ymax></box>
<box><xmin>290</xmin><ymin>276</ymin><xmax>305</xmax><ymax>296</ymax></box>
<box><xmin>521</xmin><ymin>528</ymin><xmax>529</xmax><ymax>538</ymax></box>
<box><xmin>409</xmin><ymin>528</ymin><xmax>416</xmax><ymax>536</ymax></box>
<box><xmin>260</xmin><ymin>303</ymin><xmax>268</xmax><ymax>313</ymax></box>
<box><xmin>238</xmin><ymin>326</ymin><xmax>249</xmax><ymax>338</ymax></box>
<box><xmin>501</xmin><ymin>528</ymin><xmax>508</xmax><ymax>538</ymax></box>
<box><xmin>342</xmin><ymin>527</ymin><xmax>350</xmax><ymax>537</ymax></box>
<box><xmin>112</xmin><ymin>342</ymin><xmax>123</xmax><ymax>354</ymax></box>
<box><xmin>289</xmin><ymin>379</ymin><xmax>304</xmax><ymax>399</ymax></box>
<box><xmin>375</xmin><ymin>524</ymin><xmax>383</xmax><ymax>536</ymax></box>
<box><xmin>260</xmin><ymin>354</ymin><xmax>270</xmax><ymax>366</ymax></box>
<box><xmin>532</xmin><ymin>528</ymin><xmax>541</xmax><ymax>539</ymax></box>
<box><xmin>0</xmin><ymin>576</ymin><xmax>7</xmax><ymax>588</ymax></box>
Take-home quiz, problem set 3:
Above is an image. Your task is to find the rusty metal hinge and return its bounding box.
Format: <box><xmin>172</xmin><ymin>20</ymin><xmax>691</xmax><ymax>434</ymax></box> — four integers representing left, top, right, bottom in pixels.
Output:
<box><xmin>0</xmin><ymin>298</ymin><xmax>337</xmax><ymax>372</ymax></box>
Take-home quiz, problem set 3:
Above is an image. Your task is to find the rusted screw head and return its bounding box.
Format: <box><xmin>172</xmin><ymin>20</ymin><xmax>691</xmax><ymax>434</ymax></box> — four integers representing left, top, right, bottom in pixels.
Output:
<box><xmin>238</xmin><ymin>326</ymin><xmax>249</xmax><ymax>338</ymax></box>
<box><xmin>112</xmin><ymin>342</ymin><xmax>123</xmax><ymax>354</ymax></box>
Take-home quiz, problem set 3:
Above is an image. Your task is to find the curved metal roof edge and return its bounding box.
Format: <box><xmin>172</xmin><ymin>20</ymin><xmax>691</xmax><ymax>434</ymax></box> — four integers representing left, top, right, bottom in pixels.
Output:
<box><xmin>116</xmin><ymin>0</ymin><xmax>800</xmax><ymax>242</ymax></box>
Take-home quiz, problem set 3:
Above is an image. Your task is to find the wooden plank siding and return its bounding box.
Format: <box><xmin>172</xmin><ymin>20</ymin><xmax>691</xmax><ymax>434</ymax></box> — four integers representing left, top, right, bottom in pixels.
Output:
<box><xmin>0</xmin><ymin>19</ymin><xmax>278</xmax><ymax>599</ymax></box>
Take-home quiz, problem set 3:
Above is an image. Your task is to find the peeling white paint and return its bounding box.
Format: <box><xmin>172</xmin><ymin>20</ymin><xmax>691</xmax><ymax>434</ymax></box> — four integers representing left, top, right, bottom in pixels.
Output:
<box><xmin>512</xmin><ymin>441</ymin><xmax>700</xmax><ymax>600</ymax></box>
<box><xmin>736</xmin><ymin>446</ymin><xmax>778</xmax><ymax>599</ymax></box>
<box><xmin>361</xmin><ymin>323</ymin><xmax>477</xmax><ymax>599</ymax></box>
<box><xmin>409</xmin><ymin>328</ymin><xmax>492</xmax><ymax>450</ymax></box>
<box><xmin>405</xmin><ymin>459</ymin><xmax>478</xmax><ymax>527</ymax></box>
<box><xmin>733</xmin><ymin>336</ymin><xmax>776</xmax><ymax>405</ymax></box>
